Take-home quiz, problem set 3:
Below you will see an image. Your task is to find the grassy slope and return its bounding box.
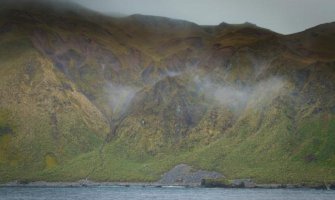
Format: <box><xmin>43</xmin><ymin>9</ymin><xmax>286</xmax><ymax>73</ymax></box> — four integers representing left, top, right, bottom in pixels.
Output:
<box><xmin>35</xmin><ymin>62</ymin><xmax>335</xmax><ymax>184</ymax></box>
<box><xmin>38</xmin><ymin>114</ymin><xmax>335</xmax><ymax>184</ymax></box>
<box><xmin>0</xmin><ymin>31</ymin><xmax>109</xmax><ymax>182</ymax></box>
<box><xmin>0</xmin><ymin>4</ymin><xmax>334</xmax><ymax>184</ymax></box>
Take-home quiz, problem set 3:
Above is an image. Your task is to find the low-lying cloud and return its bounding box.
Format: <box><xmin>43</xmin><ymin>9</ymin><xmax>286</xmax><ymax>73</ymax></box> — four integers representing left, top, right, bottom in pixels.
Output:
<box><xmin>105</xmin><ymin>82</ymin><xmax>138</xmax><ymax>116</ymax></box>
<box><xmin>193</xmin><ymin>75</ymin><xmax>286</xmax><ymax>112</ymax></box>
<box><xmin>164</xmin><ymin>69</ymin><xmax>182</xmax><ymax>77</ymax></box>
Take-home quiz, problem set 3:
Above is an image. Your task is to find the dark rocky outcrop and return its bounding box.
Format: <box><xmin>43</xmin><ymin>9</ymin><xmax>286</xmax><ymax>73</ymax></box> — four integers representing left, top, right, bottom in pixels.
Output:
<box><xmin>158</xmin><ymin>164</ymin><xmax>223</xmax><ymax>186</ymax></box>
<box><xmin>201</xmin><ymin>178</ymin><xmax>256</xmax><ymax>188</ymax></box>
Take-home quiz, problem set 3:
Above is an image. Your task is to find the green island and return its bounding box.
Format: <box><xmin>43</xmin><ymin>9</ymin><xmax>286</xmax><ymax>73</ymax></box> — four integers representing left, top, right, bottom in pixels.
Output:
<box><xmin>0</xmin><ymin>1</ymin><xmax>334</xmax><ymax>188</ymax></box>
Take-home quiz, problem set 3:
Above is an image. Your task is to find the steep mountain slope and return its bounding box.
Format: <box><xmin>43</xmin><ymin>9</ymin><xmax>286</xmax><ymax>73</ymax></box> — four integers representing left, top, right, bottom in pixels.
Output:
<box><xmin>0</xmin><ymin>2</ymin><xmax>334</xmax><ymax>184</ymax></box>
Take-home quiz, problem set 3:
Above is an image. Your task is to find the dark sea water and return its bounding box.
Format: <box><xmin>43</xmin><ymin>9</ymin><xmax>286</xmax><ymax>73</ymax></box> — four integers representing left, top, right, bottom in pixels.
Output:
<box><xmin>0</xmin><ymin>186</ymin><xmax>334</xmax><ymax>200</ymax></box>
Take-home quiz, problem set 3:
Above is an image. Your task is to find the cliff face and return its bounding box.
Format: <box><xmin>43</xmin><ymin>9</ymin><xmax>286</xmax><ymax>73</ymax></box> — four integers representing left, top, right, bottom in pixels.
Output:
<box><xmin>0</xmin><ymin>2</ymin><xmax>335</xmax><ymax>183</ymax></box>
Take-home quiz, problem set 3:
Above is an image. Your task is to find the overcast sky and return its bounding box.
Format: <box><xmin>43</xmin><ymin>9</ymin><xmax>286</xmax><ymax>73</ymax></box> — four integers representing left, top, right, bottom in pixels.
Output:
<box><xmin>68</xmin><ymin>0</ymin><xmax>335</xmax><ymax>34</ymax></box>
<box><xmin>8</xmin><ymin>0</ymin><xmax>335</xmax><ymax>34</ymax></box>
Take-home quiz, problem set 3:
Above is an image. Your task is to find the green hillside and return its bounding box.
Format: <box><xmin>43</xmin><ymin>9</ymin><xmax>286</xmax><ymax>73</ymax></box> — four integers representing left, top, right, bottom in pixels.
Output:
<box><xmin>0</xmin><ymin>2</ymin><xmax>334</xmax><ymax>185</ymax></box>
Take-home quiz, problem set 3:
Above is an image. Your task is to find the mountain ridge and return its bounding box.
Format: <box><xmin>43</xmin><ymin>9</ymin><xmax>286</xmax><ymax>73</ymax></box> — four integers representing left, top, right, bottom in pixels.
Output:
<box><xmin>0</xmin><ymin>2</ymin><xmax>334</xmax><ymax>184</ymax></box>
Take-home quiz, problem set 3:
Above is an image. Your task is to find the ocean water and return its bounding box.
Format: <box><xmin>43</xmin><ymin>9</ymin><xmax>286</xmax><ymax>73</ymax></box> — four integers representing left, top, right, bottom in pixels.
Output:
<box><xmin>0</xmin><ymin>186</ymin><xmax>334</xmax><ymax>200</ymax></box>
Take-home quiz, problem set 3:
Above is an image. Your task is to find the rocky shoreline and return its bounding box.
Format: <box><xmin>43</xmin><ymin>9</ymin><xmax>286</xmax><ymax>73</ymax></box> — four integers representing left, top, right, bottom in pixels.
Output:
<box><xmin>0</xmin><ymin>180</ymin><xmax>161</xmax><ymax>188</ymax></box>
<box><xmin>1</xmin><ymin>179</ymin><xmax>334</xmax><ymax>190</ymax></box>
<box><xmin>1</xmin><ymin>164</ymin><xmax>334</xmax><ymax>190</ymax></box>
<box><xmin>201</xmin><ymin>179</ymin><xmax>335</xmax><ymax>190</ymax></box>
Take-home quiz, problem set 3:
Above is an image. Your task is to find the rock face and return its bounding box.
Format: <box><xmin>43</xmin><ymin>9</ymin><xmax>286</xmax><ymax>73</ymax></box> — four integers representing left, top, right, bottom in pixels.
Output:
<box><xmin>158</xmin><ymin>164</ymin><xmax>223</xmax><ymax>186</ymax></box>
<box><xmin>201</xmin><ymin>178</ymin><xmax>256</xmax><ymax>188</ymax></box>
<box><xmin>231</xmin><ymin>179</ymin><xmax>256</xmax><ymax>188</ymax></box>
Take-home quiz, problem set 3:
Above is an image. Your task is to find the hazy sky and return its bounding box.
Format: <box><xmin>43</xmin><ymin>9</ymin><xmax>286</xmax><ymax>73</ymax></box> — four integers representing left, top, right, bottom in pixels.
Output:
<box><xmin>67</xmin><ymin>0</ymin><xmax>335</xmax><ymax>34</ymax></box>
<box><xmin>8</xmin><ymin>0</ymin><xmax>335</xmax><ymax>34</ymax></box>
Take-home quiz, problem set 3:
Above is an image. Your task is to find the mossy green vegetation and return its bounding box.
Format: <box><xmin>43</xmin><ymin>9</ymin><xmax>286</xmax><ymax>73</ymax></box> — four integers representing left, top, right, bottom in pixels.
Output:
<box><xmin>0</xmin><ymin>2</ymin><xmax>335</xmax><ymax>184</ymax></box>
<box><xmin>27</xmin><ymin>115</ymin><xmax>335</xmax><ymax>184</ymax></box>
